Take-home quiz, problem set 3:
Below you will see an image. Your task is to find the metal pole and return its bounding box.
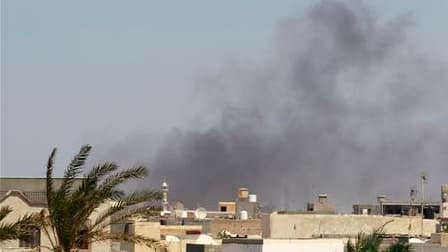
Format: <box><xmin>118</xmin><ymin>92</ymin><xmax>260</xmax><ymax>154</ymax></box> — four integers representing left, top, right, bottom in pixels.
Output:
<box><xmin>421</xmin><ymin>180</ymin><xmax>424</xmax><ymax>234</ymax></box>
<box><xmin>420</xmin><ymin>173</ymin><xmax>427</xmax><ymax>240</ymax></box>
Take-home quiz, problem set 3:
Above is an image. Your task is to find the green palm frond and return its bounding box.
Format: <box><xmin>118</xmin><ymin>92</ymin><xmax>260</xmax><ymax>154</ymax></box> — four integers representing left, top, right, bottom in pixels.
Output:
<box><xmin>0</xmin><ymin>207</ymin><xmax>39</xmax><ymax>241</ymax></box>
<box><xmin>0</xmin><ymin>206</ymin><xmax>12</xmax><ymax>221</ymax></box>
<box><xmin>385</xmin><ymin>241</ymin><xmax>413</xmax><ymax>252</ymax></box>
<box><xmin>88</xmin><ymin>231</ymin><xmax>167</xmax><ymax>252</ymax></box>
<box><xmin>58</xmin><ymin>145</ymin><xmax>92</xmax><ymax>197</ymax></box>
<box><xmin>97</xmin><ymin>166</ymin><xmax>147</xmax><ymax>200</ymax></box>
<box><xmin>346</xmin><ymin>239</ymin><xmax>357</xmax><ymax>252</ymax></box>
<box><xmin>46</xmin><ymin>148</ymin><xmax>57</xmax><ymax>211</ymax></box>
<box><xmin>89</xmin><ymin>191</ymin><xmax>161</xmax><ymax>232</ymax></box>
<box><xmin>345</xmin><ymin>221</ymin><xmax>393</xmax><ymax>252</ymax></box>
<box><xmin>0</xmin><ymin>223</ymin><xmax>19</xmax><ymax>241</ymax></box>
<box><xmin>122</xmin><ymin>190</ymin><xmax>162</xmax><ymax>205</ymax></box>
<box><xmin>44</xmin><ymin>145</ymin><xmax>162</xmax><ymax>252</ymax></box>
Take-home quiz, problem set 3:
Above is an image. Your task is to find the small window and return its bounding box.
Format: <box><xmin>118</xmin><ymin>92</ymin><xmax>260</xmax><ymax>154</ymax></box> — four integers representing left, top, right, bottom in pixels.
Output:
<box><xmin>19</xmin><ymin>227</ymin><xmax>40</xmax><ymax>248</ymax></box>
<box><xmin>186</xmin><ymin>230</ymin><xmax>201</xmax><ymax>235</ymax></box>
<box><xmin>124</xmin><ymin>223</ymin><xmax>131</xmax><ymax>234</ymax></box>
<box><xmin>220</xmin><ymin>206</ymin><xmax>227</xmax><ymax>212</ymax></box>
<box><xmin>77</xmin><ymin>228</ymin><xmax>89</xmax><ymax>250</ymax></box>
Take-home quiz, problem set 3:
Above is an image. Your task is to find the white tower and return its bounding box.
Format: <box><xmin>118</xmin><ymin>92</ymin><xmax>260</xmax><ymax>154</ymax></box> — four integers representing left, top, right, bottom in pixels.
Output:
<box><xmin>442</xmin><ymin>184</ymin><xmax>448</xmax><ymax>218</ymax></box>
<box><xmin>161</xmin><ymin>179</ymin><xmax>169</xmax><ymax>212</ymax></box>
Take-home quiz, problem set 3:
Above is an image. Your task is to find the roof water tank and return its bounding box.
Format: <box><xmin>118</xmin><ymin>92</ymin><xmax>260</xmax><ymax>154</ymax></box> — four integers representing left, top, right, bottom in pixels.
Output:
<box><xmin>249</xmin><ymin>194</ymin><xmax>257</xmax><ymax>203</ymax></box>
<box><xmin>165</xmin><ymin>235</ymin><xmax>180</xmax><ymax>242</ymax></box>
<box><xmin>240</xmin><ymin>210</ymin><xmax>248</xmax><ymax>220</ymax></box>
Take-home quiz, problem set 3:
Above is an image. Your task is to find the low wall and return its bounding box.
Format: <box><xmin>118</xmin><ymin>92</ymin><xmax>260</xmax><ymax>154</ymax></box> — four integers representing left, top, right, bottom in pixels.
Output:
<box><xmin>203</xmin><ymin>219</ymin><xmax>262</xmax><ymax>238</ymax></box>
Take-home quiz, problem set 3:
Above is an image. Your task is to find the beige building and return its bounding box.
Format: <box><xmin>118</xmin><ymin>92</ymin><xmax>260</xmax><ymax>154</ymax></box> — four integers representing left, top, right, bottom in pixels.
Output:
<box><xmin>0</xmin><ymin>177</ymin><xmax>83</xmax><ymax>251</ymax></box>
<box><xmin>262</xmin><ymin>211</ymin><xmax>438</xmax><ymax>239</ymax></box>
<box><xmin>0</xmin><ymin>178</ymin><xmax>159</xmax><ymax>252</ymax></box>
<box><xmin>306</xmin><ymin>194</ymin><xmax>336</xmax><ymax>214</ymax></box>
<box><xmin>218</xmin><ymin>202</ymin><xmax>236</xmax><ymax>215</ymax></box>
<box><xmin>0</xmin><ymin>177</ymin><xmax>216</xmax><ymax>252</ymax></box>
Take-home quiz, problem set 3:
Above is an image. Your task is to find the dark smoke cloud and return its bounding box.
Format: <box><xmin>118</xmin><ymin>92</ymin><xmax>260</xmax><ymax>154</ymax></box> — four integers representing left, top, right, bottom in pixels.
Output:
<box><xmin>95</xmin><ymin>1</ymin><xmax>448</xmax><ymax>212</ymax></box>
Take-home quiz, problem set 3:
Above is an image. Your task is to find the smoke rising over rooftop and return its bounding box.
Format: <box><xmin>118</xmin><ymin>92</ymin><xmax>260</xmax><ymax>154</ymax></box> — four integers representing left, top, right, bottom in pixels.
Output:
<box><xmin>96</xmin><ymin>1</ymin><xmax>448</xmax><ymax>211</ymax></box>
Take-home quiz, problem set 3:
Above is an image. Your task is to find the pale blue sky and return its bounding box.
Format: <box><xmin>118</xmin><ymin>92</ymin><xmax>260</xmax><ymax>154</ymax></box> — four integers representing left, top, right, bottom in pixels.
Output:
<box><xmin>1</xmin><ymin>0</ymin><xmax>447</xmax><ymax>176</ymax></box>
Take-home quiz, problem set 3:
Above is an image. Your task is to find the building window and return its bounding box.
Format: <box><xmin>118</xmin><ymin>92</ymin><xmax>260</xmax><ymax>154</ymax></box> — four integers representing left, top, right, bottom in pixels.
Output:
<box><xmin>76</xmin><ymin>228</ymin><xmax>89</xmax><ymax>250</ymax></box>
<box><xmin>220</xmin><ymin>206</ymin><xmax>227</xmax><ymax>212</ymax></box>
<box><xmin>19</xmin><ymin>227</ymin><xmax>40</xmax><ymax>248</ymax></box>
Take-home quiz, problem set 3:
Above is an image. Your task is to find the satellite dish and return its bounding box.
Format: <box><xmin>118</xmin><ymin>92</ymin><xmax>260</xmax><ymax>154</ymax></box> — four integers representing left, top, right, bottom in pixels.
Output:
<box><xmin>194</xmin><ymin>208</ymin><xmax>207</xmax><ymax>220</ymax></box>
<box><xmin>173</xmin><ymin>201</ymin><xmax>185</xmax><ymax>211</ymax></box>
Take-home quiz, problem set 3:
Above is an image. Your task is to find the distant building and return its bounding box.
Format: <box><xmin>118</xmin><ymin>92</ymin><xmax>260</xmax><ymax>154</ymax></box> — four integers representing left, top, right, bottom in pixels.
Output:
<box><xmin>234</xmin><ymin>188</ymin><xmax>260</xmax><ymax>219</ymax></box>
<box><xmin>307</xmin><ymin>194</ymin><xmax>336</xmax><ymax>214</ymax></box>
<box><xmin>0</xmin><ymin>177</ymin><xmax>85</xmax><ymax>251</ymax></box>
<box><xmin>218</xmin><ymin>202</ymin><xmax>236</xmax><ymax>214</ymax></box>
<box><xmin>0</xmin><ymin>177</ymin><xmax>160</xmax><ymax>252</ymax></box>
<box><xmin>353</xmin><ymin>195</ymin><xmax>441</xmax><ymax>219</ymax></box>
<box><xmin>262</xmin><ymin>211</ymin><xmax>438</xmax><ymax>239</ymax></box>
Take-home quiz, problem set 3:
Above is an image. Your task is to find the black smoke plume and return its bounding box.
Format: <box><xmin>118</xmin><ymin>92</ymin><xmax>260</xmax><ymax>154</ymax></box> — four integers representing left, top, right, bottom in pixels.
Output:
<box><xmin>95</xmin><ymin>1</ymin><xmax>448</xmax><ymax>211</ymax></box>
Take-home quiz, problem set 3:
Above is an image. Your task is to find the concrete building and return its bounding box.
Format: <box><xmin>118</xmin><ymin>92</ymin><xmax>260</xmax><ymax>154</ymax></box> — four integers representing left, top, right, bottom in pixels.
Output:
<box><xmin>262</xmin><ymin>211</ymin><xmax>438</xmax><ymax>239</ymax></box>
<box><xmin>353</xmin><ymin>195</ymin><xmax>441</xmax><ymax>218</ymax></box>
<box><xmin>0</xmin><ymin>177</ymin><xmax>165</xmax><ymax>252</ymax></box>
<box><xmin>0</xmin><ymin>177</ymin><xmax>84</xmax><ymax>251</ymax></box>
<box><xmin>306</xmin><ymin>194</ymin><xmax>336</xmax><ymax>214</ymax></box>
<box><xmin>234</xmin><ymin>188</ymin><xmax>259</xmax><ymax>220</ymax></box>
<box><xmin>218</xmin><ymin>202</ymin><xmax>236</xmax><ymax>215</ymax></box>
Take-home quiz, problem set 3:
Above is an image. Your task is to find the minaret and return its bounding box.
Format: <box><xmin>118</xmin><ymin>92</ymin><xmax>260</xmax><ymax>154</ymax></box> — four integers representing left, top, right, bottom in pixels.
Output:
<box><xmin>442</xmin><ymin>184</ymin><xmax>448</xmax><ymax>218</ymax></box>
<box><xmin>161</xmin><ymin>179</ymin><xmax>169</xmax><ymax>212</ymax></box>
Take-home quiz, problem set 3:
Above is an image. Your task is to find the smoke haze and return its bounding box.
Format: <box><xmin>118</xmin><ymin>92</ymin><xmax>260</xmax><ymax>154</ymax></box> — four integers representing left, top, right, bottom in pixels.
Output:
<box><xmin>95</xmin><ymin>1</ymin><xmax>448</xmax><ymax>211</ymax></box>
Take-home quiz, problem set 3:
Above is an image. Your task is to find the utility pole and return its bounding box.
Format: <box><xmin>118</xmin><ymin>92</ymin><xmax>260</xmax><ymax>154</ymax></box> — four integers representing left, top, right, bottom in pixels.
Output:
<box><xmin>420</xmin><ymin>172</ymin><xmax>427</xmax><ymax>238</ymax></box>
<box><xmin>409</xmin><ymin>186</ymin><xmax>416</xmax><ymax>241</ymax></box>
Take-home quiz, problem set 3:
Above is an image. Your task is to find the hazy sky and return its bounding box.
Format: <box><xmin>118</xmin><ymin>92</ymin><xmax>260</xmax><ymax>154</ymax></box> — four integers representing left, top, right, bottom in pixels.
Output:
<box><xmin>1</xmin><ymin>0</ymin><xmax>448</xmax><ymax>178</ymax></box>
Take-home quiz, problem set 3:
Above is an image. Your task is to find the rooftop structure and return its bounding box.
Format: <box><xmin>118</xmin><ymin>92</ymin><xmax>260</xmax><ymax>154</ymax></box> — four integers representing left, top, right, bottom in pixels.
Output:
<box><xmin>306</xmin><ymin>194</ymin><xmax>336</xmax><ymax>214</ymax></box>
<box><xmin>353</xmin><ymin>195</ymin><xmax>441</xmax><ymax>219</ymax></box>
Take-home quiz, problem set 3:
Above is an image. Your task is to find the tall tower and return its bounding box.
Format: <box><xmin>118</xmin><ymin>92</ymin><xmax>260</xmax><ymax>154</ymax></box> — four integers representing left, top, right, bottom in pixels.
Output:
<box><xmin>442</xmin><ymin>184</ymin><xmax>448</xmax><ymax>218</ymax></box>
<box><xmin>161</xmin><ymin>179</ymin><xmax>169</xmax><ymax>212</ymax></box>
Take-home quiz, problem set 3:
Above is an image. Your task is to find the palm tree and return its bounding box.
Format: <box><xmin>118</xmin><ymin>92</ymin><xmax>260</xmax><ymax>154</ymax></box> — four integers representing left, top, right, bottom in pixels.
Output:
<box><xmin>346</xmin><ymin>221</ymin><xmax>412</xmax><ymax>252</ymax></box>
<box><xmin>346</xmin><ymin>227</ymin><xmax>384</xmax><ymax>252</ymax></box>
<box><xmin>385</xmin><ymin>241</ymin><xmax>412</xmax><ymax>252</ymax></box>
<box><xmin>41</xmin><ymin>145</ymin><xmax>166</xmax><ymax>252</ymax></box>
<box><xmin>0</xmin><ymin>206</ymin><xmax>37</xmax><ymax>241</ymax></box>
